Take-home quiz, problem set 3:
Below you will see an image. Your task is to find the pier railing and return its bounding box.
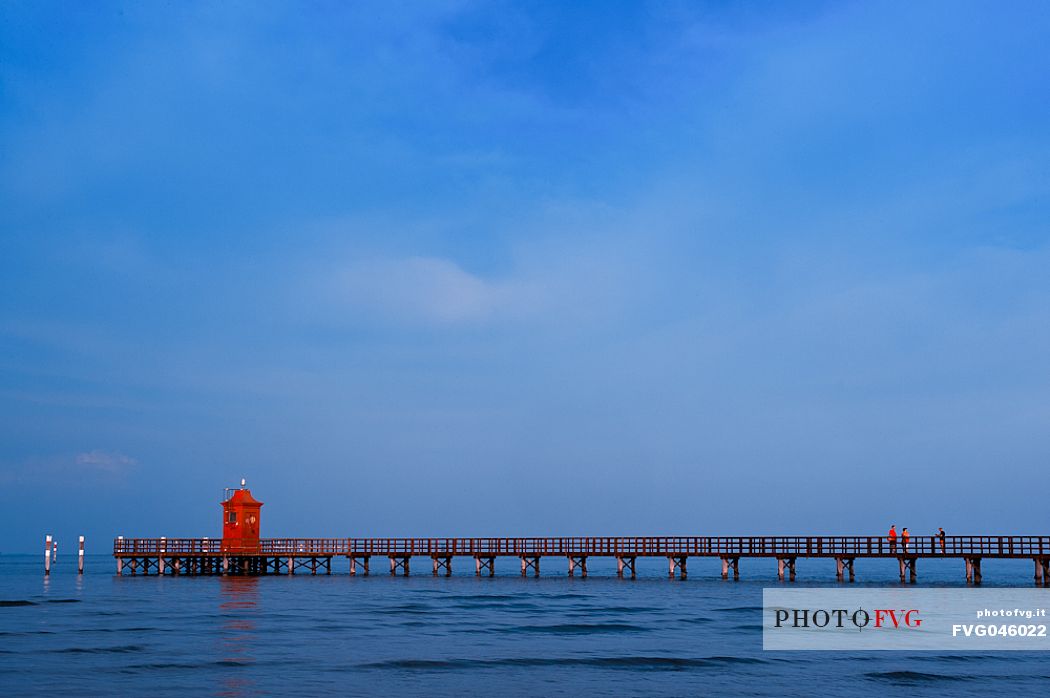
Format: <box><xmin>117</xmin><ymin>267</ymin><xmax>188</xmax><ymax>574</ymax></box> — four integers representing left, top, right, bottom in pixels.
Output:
<box><xmin>113</xmin><ymin>535</ymin><xmax>1050</xmax><ymax>558</ymax></box>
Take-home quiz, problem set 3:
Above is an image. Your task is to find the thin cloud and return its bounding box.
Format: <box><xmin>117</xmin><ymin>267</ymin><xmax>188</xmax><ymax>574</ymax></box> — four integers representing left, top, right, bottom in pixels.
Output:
<box><xmin>330</xmin><ymin>256</ymin><xmax>544</xmax><ymax>325</ymax></box>
<box><xmin>74</xmin><ymin>450</ymin><xmax>138</xmax><ymax>474</ymax></box>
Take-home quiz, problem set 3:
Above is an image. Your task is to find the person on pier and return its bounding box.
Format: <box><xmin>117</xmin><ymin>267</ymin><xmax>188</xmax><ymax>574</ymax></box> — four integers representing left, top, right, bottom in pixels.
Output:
<box><xmin>937</xmin><ymin>527</ymin><xmax>946</xmax><ymax>554</ymax></box>
<box><xmin>901</xmin><ymin>527</ymin><xmax>910</xmax><ymax>553</ymax></box>
<box><xmin>888</xmin><ymin>525</ymin><xmax>898</xmax><ymax>553</ymax></box>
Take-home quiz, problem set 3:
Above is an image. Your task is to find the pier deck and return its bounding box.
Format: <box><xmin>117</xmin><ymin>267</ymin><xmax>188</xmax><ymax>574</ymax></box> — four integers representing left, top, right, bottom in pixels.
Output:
<box><xmin>113</xmin><ymin>536</ymin><xmax>1050</xmax><ymax>584</ymax></box>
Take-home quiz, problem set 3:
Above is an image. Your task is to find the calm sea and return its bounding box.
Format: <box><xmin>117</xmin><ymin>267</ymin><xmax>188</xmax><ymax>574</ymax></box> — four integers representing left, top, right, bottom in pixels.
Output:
<box><xmin>1</xmin><ymin>554</ymin><xmax>1047</xmax><ymax>696</ymax></box>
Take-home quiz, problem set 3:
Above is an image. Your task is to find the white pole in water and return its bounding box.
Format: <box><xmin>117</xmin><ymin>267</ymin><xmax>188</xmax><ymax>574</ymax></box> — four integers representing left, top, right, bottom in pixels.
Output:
<box><xmin>78</xmin><ymin>536</ymin><xmax>85</xmax><ymax>574</ymax></box>
<box><xmin>44</xmin><ymin>535</ymin><xmax>52</xmax><ymax>575</ymax></box>
<box><xmin>53</xmin><ymin>541</ymin><xmax>59</xmax><ymax>564</ymax></box>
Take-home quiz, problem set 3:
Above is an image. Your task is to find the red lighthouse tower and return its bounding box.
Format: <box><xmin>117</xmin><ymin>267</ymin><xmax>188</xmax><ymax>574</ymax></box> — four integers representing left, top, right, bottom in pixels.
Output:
<box><xmin>221</xmin><ymin>479</ymin><xmax>263</xmax><ymax>553</ymax></box>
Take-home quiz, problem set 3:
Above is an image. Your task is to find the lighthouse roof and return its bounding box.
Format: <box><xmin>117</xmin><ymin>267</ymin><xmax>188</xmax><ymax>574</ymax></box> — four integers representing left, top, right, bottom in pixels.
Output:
<box><xmin>223</xmin><ymin>488</ymin><xmax>263</xmax><ymax>507</ymax></box>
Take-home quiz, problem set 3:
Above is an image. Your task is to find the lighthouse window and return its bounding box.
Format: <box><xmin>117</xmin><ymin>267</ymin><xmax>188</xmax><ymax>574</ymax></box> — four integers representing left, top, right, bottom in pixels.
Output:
<box><xmin>228</xmin><ymin>512</ymin><xmax>237</xmax><ymax>524</ymax></box>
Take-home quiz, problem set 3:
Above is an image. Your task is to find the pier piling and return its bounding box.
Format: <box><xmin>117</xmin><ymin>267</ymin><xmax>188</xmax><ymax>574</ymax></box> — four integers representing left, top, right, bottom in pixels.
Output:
<box><xmin>520</xmin><ymin>555</ymin><xmax>540</xmax><ymax>577</ymax></box>
<box><xmin>616</xmin><ymin>555</ymin><xmax>636</xmax><ymax>578</ymax></box>
<box><xmin>835</xmin><ymin>556</ymin><xmax>855</xmax><ymax>582</ymax></box>
<box><xmin>898</xmin><ymin>557</ymin><xmax>917</xmax><ymax>583</ymax></box>
<box><xmin>720</xmin><ymin>556</ymin><xmax>739</xmax><ymax>580</ymax></box>
<box><xmin>389</xmin><ymin>555</ymin><xmax>410</xmax><ymax>576</ymax></box>
<box><xmin>474</xmin><ymin>555</ymin><xmax>495</xmax><ymax>577</ymax></box>
<box><xmin>348</xmin><ymin>555</ymin><xmax>370</xmax><ymax>576</ymax></box>
<box><xmin>432</xmin><ymin>555</ymin><xmax>452</xmax><ymax>576</ymax></box>
<box><xmin>965</xmin><ymin>557</ymin><xmax>983</xmax><ymax>585</ymax></box>
<box><xmin>777</xmin><ymin>557</ymin><xmax>797</xmax><ymax>582</ymax></box>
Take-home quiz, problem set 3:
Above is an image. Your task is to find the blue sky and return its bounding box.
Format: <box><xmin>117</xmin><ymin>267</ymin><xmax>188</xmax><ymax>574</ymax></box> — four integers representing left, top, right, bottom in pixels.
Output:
<box><xmin>1</xmin><ymin>1</ymin><xmax>1048</xmax><ymax>552</ymax></box>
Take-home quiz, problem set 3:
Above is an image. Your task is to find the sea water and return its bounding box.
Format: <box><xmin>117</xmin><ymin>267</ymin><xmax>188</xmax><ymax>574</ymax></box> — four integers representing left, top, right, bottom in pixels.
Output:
<box><xmin>1</xmin><ymin>554</ymin><xmax>1047</xmax><ymax>696</ymax></box>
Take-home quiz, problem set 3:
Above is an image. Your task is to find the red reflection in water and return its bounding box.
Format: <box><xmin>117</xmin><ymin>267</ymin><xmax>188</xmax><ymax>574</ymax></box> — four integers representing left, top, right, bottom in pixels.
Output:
<box><xmin>215</xmin><ymin>576</ymin><xmax>260</xmax><ymax>697</ymax></box>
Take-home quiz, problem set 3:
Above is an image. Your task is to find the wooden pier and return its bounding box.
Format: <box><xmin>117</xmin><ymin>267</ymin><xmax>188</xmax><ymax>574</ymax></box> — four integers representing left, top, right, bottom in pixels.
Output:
<box><xmin>113</xmin><ymin>535</ymin><xmax>1050</xmax><ymax>585</ymax></box>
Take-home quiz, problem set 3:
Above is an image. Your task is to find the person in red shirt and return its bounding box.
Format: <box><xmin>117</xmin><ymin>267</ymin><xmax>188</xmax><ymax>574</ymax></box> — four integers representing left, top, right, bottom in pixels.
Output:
<box><xmin>902</xmin><ymin>527</ymin><xmax>911</xmax><ymax>553</ymax></box>
<box><xmin>888</xmin><ymin>525</ymin><xmax>898</xmax><ymax>553</ymax></box>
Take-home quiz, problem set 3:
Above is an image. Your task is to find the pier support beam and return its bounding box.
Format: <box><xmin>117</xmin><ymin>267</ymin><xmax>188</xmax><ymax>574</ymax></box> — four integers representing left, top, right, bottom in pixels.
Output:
<box><xmin>520</xmin><ymin>555</ymin><xmax>540</xmax><ymax>577</ymax></box>
<box><xmin>777</xmin><ymin>557</ymin><xmax>796</xmax><ymax>582</ymax></box>
<box><xmin>667</xmin><ymin>555</ymin><xmax>687</xmax><ymax>580</ymax></box>
<box><xmin>1036</xmin><ymin>558</ymin><xmax>1049</xmax><ymax>586</ymax></box>
<box><xmin>835</xmin><ymin>557</ymin><xmax>856</xmax><ymax>582</ymax></box>
<box><xmin>616</xmin><ymin>556</ymin><xmax>636</xmax><ymax>579</ymax></box>
<box><xmin>389</xmin><ymin>555</ymin><xmax>410</xmax><ymax>576</ymax></box>
<box><xmin>432</xmin><ymin>556</ymin><xmax>452</xmax><ymax>577</ymax></box>
<box><xmin>348</xmin><ymin>556</ymin><xmax>370</xmax><ymax>576</ymax></box>
<box><xmin>965</xmin><ymin>557</ymin><xmax>982</xmax><ymax>585</ymax></box>
<box><xmin>568</xmin><ymin>556</ymin><xmax>588</xmax><ymax>578</ymax></box>
<box><xmin>720</xmin><ymin>556</ymin><xmax>739</xmax><ymax>580</ymax></box>
<box><xmin>474</xmin><ymin>555</ymin><xmax>495</xmax><ymax>577</ymax></box>
<box><xmin>898</xmin><ymin>557</ymin><xmax>917</xmax><ymax>583</ymax></box>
